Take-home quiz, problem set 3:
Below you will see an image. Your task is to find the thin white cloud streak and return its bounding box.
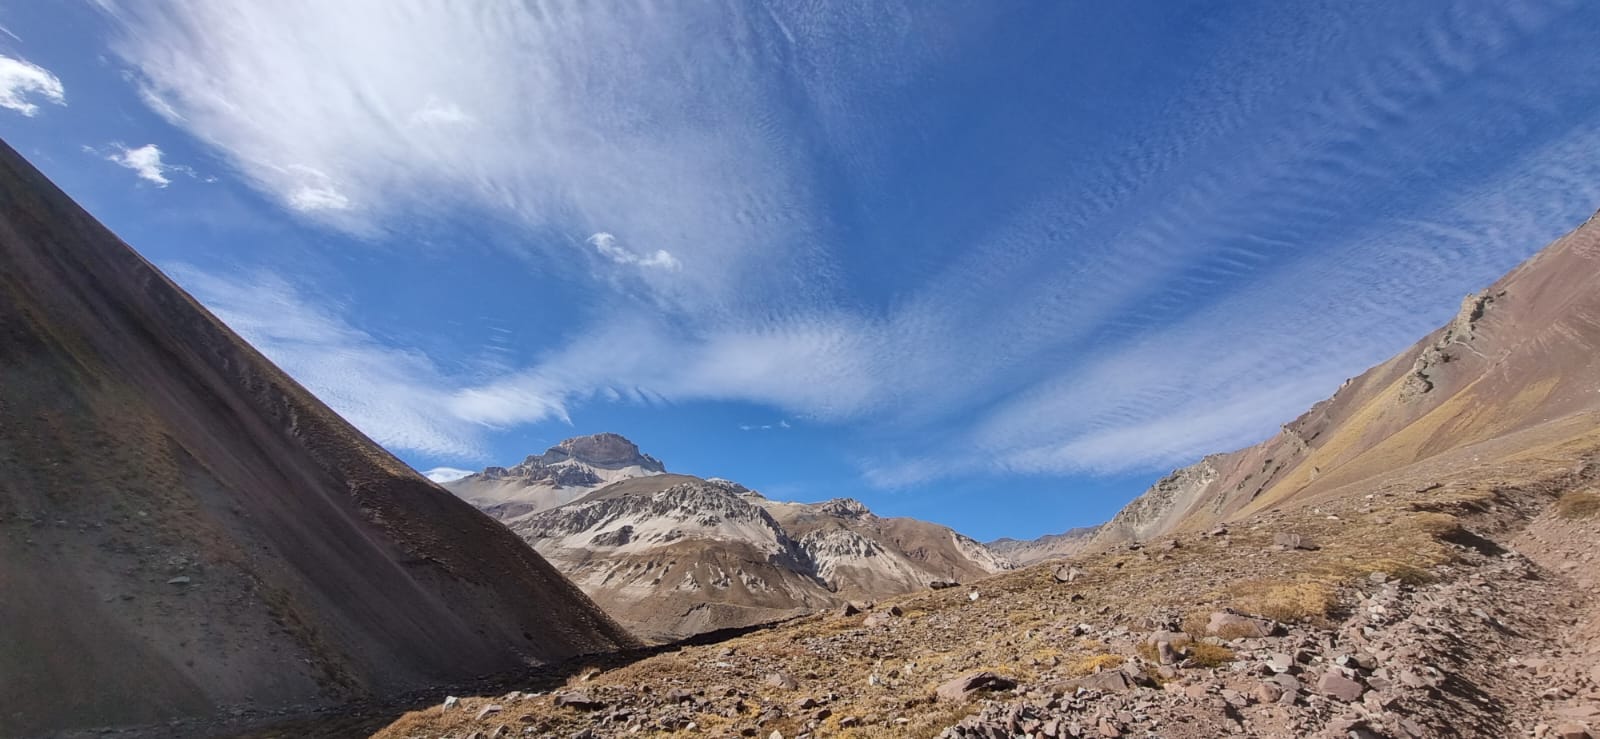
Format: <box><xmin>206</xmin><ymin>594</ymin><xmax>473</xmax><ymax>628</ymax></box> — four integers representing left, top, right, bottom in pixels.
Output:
<box><xmin>0</xmin><ymin>53</ymin><xmax>65</xmax><ymax>116</ymax></box>
<box><xmin>169</xmin><ymin>267</ymin><xmax>484</xmax><ymax>458</ymax></box>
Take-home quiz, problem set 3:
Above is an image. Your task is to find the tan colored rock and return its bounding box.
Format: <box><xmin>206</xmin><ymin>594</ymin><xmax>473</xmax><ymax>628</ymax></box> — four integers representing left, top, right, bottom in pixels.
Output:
<box><xmin>1156</xmin><ymin>641</ymin><xmax>1177</xmax><ymax>665</ymax></box>
<box><xmin>765</xmin><ymin>672</ymin><xmax>798</xmax><ymax>690</ymax></box>
<box><xmin>1555</xmin><ymin>723</ymin><xmax>1592</xmax><ymax>739</ymax></box>
<box><xmin>1207</xmin><ymin>611</ymin><xmax>1274</xmax><ymax>638</ymax></box>
<box><xmin>935</xmin><ymin>671</ymin><xmax>1017</xmax><ymax>702</ymax></box>
<box><xmin>1317</xmin><ymin>671</ymin><xmax>1366</xmax><ymax>702</ymax></box>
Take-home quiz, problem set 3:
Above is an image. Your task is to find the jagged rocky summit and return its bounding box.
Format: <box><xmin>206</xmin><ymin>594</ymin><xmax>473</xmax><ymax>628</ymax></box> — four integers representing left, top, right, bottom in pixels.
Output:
<box><xmin>448</xmin><ymin>444</ymin><xmax>1012</xmax><ymax>642</ymax></box>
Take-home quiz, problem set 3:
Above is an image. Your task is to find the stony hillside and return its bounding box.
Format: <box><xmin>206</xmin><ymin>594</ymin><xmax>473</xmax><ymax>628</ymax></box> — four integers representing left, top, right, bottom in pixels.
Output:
<box><xmin>445</xmin><ymin>432</ymin><xmax>665</xmax><ymax>518</ymax></box>
<box><xmin>987</xmin><ymin>526</ymin><xmax>1102</xmax><ymax>566</ymax></box>
<box><xmin>1088</xmin><ymin>209</ymin><xmax>1600</xmax><ymax>550</ymax></box>
<box><xmin>506</xmin><ymin>473</ymin><xmax>1012</xmax><ymax>643</ymax></box>
<box><xmin>0</xmin><ymin>139</ymin><xmax>636</xmax><ymax>739</ymax></box>
<box><xmin>366</xmin><ymin>206</ymin><xmax>1600</xmax><ymax>739</ymax></box>
<box><xmin>377</xmin><ymin>430</ymin><xmax>1600</xmax><ymax>739</ymax></box>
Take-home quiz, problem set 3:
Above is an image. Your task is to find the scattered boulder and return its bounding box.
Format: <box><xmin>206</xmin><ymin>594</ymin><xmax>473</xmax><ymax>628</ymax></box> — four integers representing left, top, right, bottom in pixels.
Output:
<box><xmin>863</xmin><ymin>607</ymin><xmax>903</xmax><ymax>627</ymax></box>
<box><xmin>553</xmin><ymin>691</ymin><xmax>605</xmax><ymax>711</ymax></box>
<box><xmin>839</xmin><ymin>602</ymin><xmax>861</xmax><ymax>617</ymax></box>
<box><xmin>1156</xmin><ymin>641</ymin><xmax>1177</xmax><ymax>665</ymax></box>
<box><xmin>166</xmin><ymin>576</ymin><xmax>191</xmax><ymax>585</ymax></box>
<box><xmin>1053</xmin><ymin>564</ymin><xmax>1085</xmax><ymax>583</ymax></box>
<box><xmin>1554</xmin><ymin>723</ymin><xmax>1593</xmax><ymax>739</ymax></box>
<box><xmin>1144</xmin><ymin>630</ymin><xmax>1187</xmax><ymax>646</ymax></box>
<box><xmin>1316</xmin><ymin>671</ymin><xmax>1366</xmax><ymax>702</ymax></box>
<box><xmin>765</xmin><ymin>672</ymin><xmax>799</xmax><ymax>690</ymax></box>
<box><xmin>1061</xmin><ymin>669</ymin><xmax>1142</xmax><ymax>693</ymax></box>
<box><xmin>929</xmin><ymin>580</ymin><xmax>960</xmax><ymax>590</ymax></box>
<box><xmin>935</xmin><ymin>671</ymin><xmax>1017</xmax><ymax>702</ymax></box>
<box><xmin>1207</xmin><ymin>611</ymin><xmax>1277</xmax><ymax>639</ymax></box>
<box><xmin>441</xmin><ymin>696</ymin><xmax>460</xmax><ymax>713</ymax></box>
<box><xmin>1272</xmin><ymin>532</ymin><xmax>1319</xmax><ymax>551</ymax></box>
<box><xmin>474</xmin><ymin>704</ymin><xmax>502</xmax><ymax>721</ymax></box>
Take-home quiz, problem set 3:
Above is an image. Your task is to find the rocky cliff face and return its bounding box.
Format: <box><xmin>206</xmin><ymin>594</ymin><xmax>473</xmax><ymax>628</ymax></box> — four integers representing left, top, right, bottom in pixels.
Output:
<box><xmin>507</xmin><ymin>472</ymin><xmax>1012</xmax><ymax>642</ymax></box>
<box><xmin>1079</xmin><ymin>207</ymin><xmax>1600</xmax><ymax>548</ymax></box>
<box><xmin>0</xmin><ymin>140</ymin><xmax>635</xmax><ymax>738</ymax></box>
<box><xmin>446</xmin><ymin>432</ymin><xmax>666</xmax><ymax>517</ymax></box>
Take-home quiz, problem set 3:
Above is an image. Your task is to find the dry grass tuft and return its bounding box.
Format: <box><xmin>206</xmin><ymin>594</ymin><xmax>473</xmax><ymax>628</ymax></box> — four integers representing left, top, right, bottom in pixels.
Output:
<box><xmin>1187</xmin><ymin>643</ymin><xmax>1236</xmax><ymax>668</ymax></box>
<box><xmin>1228</xmin><ymin>579</ymin><xmax>1336</xmax><ymax>624</ymax></box>
<box><xmin>1134</xmin><ymin>640</ymin><xmax>1232</xmax><ymax>669</ymax></box>
<box><xmin>1555</xmin><ymin>490</ymin><xmax>1600</xmax><ymax>519</ymax></box>
<box><xmin>1068</xmin><ymin>654</ymin><xmax>1125</xmax><ymax>676</ymax></box>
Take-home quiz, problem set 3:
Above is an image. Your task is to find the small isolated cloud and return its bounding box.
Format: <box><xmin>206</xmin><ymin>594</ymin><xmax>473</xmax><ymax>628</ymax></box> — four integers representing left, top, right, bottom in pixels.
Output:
<box><xmin>587</xmin><ymin>232</ymin><xmax>681</xmax><ymax>271</ymax></box>
<box><xmin>422</xmin><ymin>466</ymin><xmax>475</xmax><ymax>483</ymax></box>
<box><xmin>739</xmin><ymin>419</ymin><xmax>791</xmax><ymax>432</ymax></box>
<box><xmin>107</xmin><ymin>143</ymin><xmax>178</xmax><ymax>186</ymax></box>
<box><xmin>0</xmin><ymin>54</ymin><xmax>65</xmax><ymax>116</ymax></box>
<box><xmin>409</xmin><ymin>98</ymin><xmax>473</xmax><ymax>126</ymax></box>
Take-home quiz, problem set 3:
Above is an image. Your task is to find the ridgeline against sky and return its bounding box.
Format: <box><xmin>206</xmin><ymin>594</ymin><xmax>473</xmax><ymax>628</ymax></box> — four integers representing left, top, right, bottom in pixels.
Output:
<box><xmin>3</xmin><ymin>1</ymin><xmax>1599</xmax><ymax>539</ymax></box>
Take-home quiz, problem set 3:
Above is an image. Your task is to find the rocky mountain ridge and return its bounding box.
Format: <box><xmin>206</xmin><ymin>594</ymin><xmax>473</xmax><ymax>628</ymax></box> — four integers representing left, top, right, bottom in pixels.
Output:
<box><xmin>1083</xmin><ymin>208</ymin><xmax>1600</xmax><ymax>552</ymax></box>
<box><xmin>480</xmin><ymin>466</ymin><xmax>1013</xmax><ymax>643</ymax></box>
<box><xmin>987</xmin><ymin>525</ymin><xmax>1103</xmax><ymax>565</ymax></box>
<box><xmin>445</xmin><ymin>432</ymin><xmax>666</xmax><ymax>518</ymax></box>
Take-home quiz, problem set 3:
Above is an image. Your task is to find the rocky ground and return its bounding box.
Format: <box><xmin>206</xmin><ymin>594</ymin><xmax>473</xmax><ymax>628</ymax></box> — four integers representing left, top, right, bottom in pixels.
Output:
<box><xmin>366</xmin><ymin>450</ymin><xmax>1600</xmax><ymax>739</ymax></box>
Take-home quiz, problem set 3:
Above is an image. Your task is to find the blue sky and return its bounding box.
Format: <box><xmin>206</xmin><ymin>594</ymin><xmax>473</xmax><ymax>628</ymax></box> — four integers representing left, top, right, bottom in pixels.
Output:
<box><xmin>4</xmin><ymin>1</ymin><xmax>1600</xmax><ymax>541</ymax></box>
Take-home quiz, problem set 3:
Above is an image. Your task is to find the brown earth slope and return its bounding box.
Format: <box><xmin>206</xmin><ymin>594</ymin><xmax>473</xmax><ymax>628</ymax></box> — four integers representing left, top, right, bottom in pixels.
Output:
<box><xmin>0</xmin><ymin>140</ymin><xmax>636</xmax><ymax>738</ymax></box>
<box><xmin>1090</xmin><ymin>209</ymin><xmax>1600</xmax><ymax>549</ymax></box>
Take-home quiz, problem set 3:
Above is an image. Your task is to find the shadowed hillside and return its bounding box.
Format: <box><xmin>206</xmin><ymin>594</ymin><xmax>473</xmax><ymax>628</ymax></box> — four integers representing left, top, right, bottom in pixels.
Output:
<box><xmin>0</xmin><ymin>140</ymin><xmax>637</xmax><ymax>738</ymax></box>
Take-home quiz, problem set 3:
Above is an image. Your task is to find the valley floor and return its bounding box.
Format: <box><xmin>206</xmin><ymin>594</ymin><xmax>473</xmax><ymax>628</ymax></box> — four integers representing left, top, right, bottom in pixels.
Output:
<box><xmin>363</xmin><ymin>434</ymin><xmax>1600</xmax><ymax>739</ymax></box>
<box><xmin>83</xmin><ymin>436</ymin><xmax>1600</xmax><ymax>739</ymax></box>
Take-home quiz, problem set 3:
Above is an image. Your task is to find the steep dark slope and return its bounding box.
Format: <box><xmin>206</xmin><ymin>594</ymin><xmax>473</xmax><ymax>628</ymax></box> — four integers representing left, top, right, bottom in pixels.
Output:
<box><xmin>1090</xmin><ymin>209</ymin><xmax>1600</xmax><ymax>548</ymax></box>
<box><xmin>0</xmin><ymin>140</ymin><xmax>636</xmax><ymax>737</ymax></box>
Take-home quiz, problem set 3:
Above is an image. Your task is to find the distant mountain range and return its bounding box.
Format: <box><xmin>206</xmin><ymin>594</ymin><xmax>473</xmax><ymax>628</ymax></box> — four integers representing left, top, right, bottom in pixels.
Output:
<box><xmin>445</xmin><ymin>434</ymin><xmax>1012</xmax><ymax>642</ymax></box>
<box><xmin>986</xmin><ymin>525</ymin><xmax>1101</xmax><ymax>565</ymax></box>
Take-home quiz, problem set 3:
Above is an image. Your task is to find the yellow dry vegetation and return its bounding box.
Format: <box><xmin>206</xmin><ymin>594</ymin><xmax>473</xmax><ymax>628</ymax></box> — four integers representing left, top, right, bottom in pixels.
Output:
<box><xmin>1067</xmin><ymin>654</ymin><xmax>1124</xmax><ymax>676</ymax></box>
<box><xmin>1556</xmin><ymin>490</ymin><xmax>1600</xmax><ymax>519</ymax></box>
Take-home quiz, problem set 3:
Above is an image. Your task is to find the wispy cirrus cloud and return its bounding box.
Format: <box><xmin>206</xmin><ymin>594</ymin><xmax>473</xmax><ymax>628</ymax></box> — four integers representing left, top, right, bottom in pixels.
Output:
<box><xmin>118</xmin><ymin>1</ymin><xmax>1600</xmax><ymax>491</ymax></box>
<box><xmin>170</xmin><ymin>267</ymin><xmax>483</xmax><ymax>458</ymax></box>
<box><xmin>98</xmin><ymin>0</ymin><xmax>831</xmax><ymax>311</ymax></box>
<box><xmin>0</xmin><ymin>53</ymin><xmax>64</xmax><ymax>116</ymax></box>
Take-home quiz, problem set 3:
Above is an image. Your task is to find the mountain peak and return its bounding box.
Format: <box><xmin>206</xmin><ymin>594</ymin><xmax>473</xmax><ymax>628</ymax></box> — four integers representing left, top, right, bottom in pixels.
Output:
<box><xmin>448</xmin><ymin>433</ymin><xmax>668</xmax><ymax>517</ymax></box>
<box><xmin>537</xmin><ymin>432</ymin><xmax>665</xmax><ymax>471</ymax></box>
